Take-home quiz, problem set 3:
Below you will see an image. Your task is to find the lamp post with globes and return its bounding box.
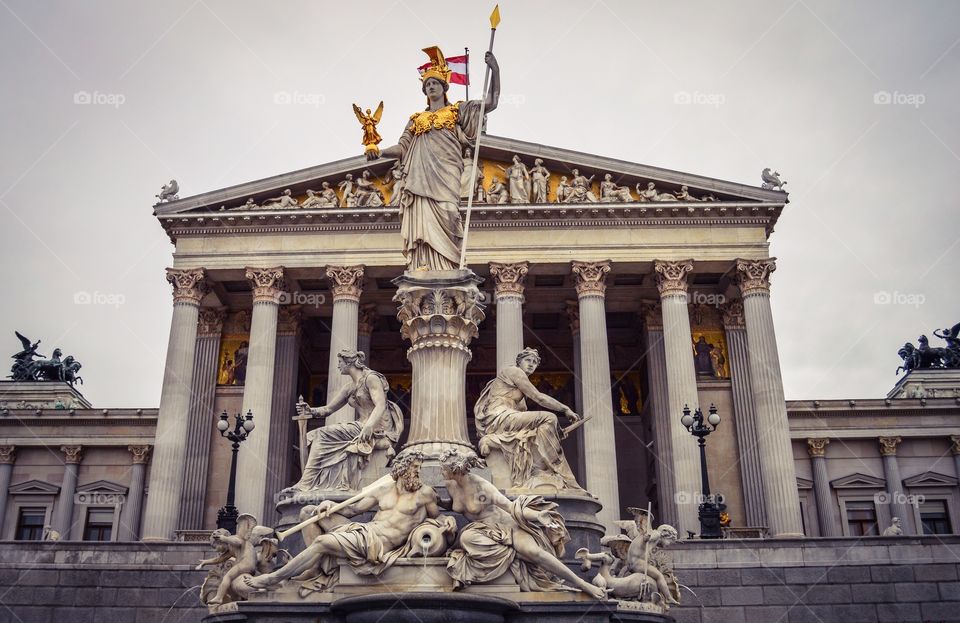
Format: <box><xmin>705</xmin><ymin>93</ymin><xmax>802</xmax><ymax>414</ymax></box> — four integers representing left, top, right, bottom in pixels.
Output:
<box><xmin>216</xmin><ymin>410</ymin><xmax>255</xmax><ymax>534</ymax></box>
<box><xmin>681</xmin><ymin>404</ymin><xmax>724</xmax><ymax>539</ymax></box>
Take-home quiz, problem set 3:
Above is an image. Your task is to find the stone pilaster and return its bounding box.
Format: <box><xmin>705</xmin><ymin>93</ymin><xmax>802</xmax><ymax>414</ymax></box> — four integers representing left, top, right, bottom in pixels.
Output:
<box><xmin>951</xmin><ymin>436</ymin><xmax>960</xmax><ymax>493</ymax></box>
<box><xmin>0</xmin><ymin>446</ymin><xmax>14</xmax><ymax>538</ymax></box>
<box><xmin>878</xmin><ymin>436</ymin><xmax>910</xmax><ymax>533</ymax></box>
<box><xmin>264</xmin><ymin>305</ymin><xmax>302</xmax><ymax>521</ymax></box>
<box><xmin>722</xmin><ymin>299</ymin><xmax>767</xmax><ymax>529</ymax></box>
<box><xmin>357</xmin><ymin>303</ymin><xmax>378</xmax><ymax>361</ymax></box>
<box><xmin>326</xmin><ymin>265</ymin><xmax>365</xmax><ymax>425</ymax></box>
<box><xmin>143</xmin><ymin>267</ymin><xmax>209</xmax><ymax>540</ymax></box>
<box><xmin>490</xmin><ymin>262</ymin><xmax>529</xmax><ymax>372</ymax></box>
<box><xmin>178</xmin><ymin>307</ymin><xmax>225</xmax><ymax>530</ymax></box>
<box><xmin>735</xmin><ymin>258</ymin><xmax>804</xmax><ymax>536</ymax></box>
<box><xmin>394</xmin><ymin>270</ymin><xmax>485</xmax><ymax>460</ymax></box>
<box><xmin>53</xmin><ymin>445</ymin><xmax>82</xmax><ymax>538</ymax></box>
<box><xmin>642</xmin><ymin>302</ymin><xmax>679</xmax><ymax>529</ymax></box>
<box><xmin>806</xmin><ymin>438</ymin><xmax>837</xmax><ymax>536</ymax></box>
<box><xmin>120</xmin><ymin>445</ymin><xmax>150</xmax><ymax>540</ymax></box>
<box><xmin>571</xmin><ymin>261</ymin><xmax>620</xmax><ymax>530</ymax></box>
<box><xmin>235</xmin><ymin>267</ymin><xmax>286</xmax><ymax>516</ymax></box>
<box><xmin>564</xmin><ymin>300</ymin><xmax>586</xmax><ymax>483</ymax></box>
<box><xmin>653</xmin><ymin>259</ymin><xmax>701</xmax><ymax>536</ymax></box>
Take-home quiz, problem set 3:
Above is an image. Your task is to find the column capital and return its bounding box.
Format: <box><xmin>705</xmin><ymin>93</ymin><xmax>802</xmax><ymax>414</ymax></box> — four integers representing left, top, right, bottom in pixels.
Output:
<box><xmin>806</xmin><ymin>438</ymin><xmax>830</xmax><ymax>458</ymax></box>
<box><xmin>166</xmin><ymin>268</ymin><xmax>210</xmax><ymax>305</ymax></box>
<box><xmin>61</xmin><ymin>445</ymin><xmax>83</xmax><ymax>464</ymax></box>
<box><xmin>326</xmin><ymin>265</ymin><xmax>365</xmax><ymax>302</ymax></box>
<box><xmin>641</xmin><ymin>301</ymin><xmax>663</xmax><ymax>330</ymax></box>
<box><xmin>128</xmin><ymin>445</ymin><xmax>151</xmax><ymax>465</ymax></box>
<box><xmin>277</xmin><ymin>305</ymin><xmax>303</xmax><ymax>336</ymax></box>
<box><xmin>358</xmin><ymin>303</ymin><xmax>378</xmax><ymax>337</ymax></box>
<box><xmin>878</xmin><ymin>436</ymin><xmax>902</xmax><ymax>456</ymax></box>
<box><xmin>245</xmin><ymin>266</ymin><xmax>287</xmax><ymax>304</ymax></box>
<box><xmin>571</xmin><ymin>260</ymin><xmax>612</xmax><ymax>297</ymax></box>
<box><xmin>489</xmin><ymin>262</ymin><xmax>529</xmax><ymax>299</ymax></box>
<box><xmin>951</xmin><ymin>435</ymin><xmax>960</xmax><ymax>456</ymax></box>
<box><xmin>563</xmin><ymin>300</ymin><xmax>580</xmax><ymax>335</ymax></box>
<box><xmin>197</xmin><ymin>307</ymin><xmax>226</xmax><ymax>337</ymax></box>
<box><xmin>736</xmin><ymin>258</ymin><xmax>777</xmax><ymax>296</ymax></box>
<box><xmin>653</xmin><ymin>260</ymin><xmax>693</xmax><ymax>297</ymax></box>
<box><xmin>0</xmin><ymin>445</ymin><xmax>15</xmax><ymax>464</ymax></box>
<box><xmin>721</xmin><ymin>299</ymin><xmax>746</xmax><ymax>328</ymax></box>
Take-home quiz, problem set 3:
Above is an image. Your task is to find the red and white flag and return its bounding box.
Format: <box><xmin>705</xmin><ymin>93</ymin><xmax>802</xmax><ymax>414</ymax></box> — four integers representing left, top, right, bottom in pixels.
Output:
<box><xmin>418</xmin><ymin>54</ymin><xmax>469</xmax><ymax>85</ymax></box>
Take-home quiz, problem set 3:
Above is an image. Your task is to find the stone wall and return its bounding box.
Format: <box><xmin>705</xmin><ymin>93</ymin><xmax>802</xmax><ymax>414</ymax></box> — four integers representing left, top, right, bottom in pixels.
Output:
<box><xmin>0</xmin><ymin>537</ymin><xmax>957</xmax><ymax>622</ymax></box>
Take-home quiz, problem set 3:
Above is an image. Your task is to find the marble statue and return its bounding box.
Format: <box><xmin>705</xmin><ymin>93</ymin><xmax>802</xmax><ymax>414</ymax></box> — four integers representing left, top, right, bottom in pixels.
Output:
<box><xmin>41</xmin><ymin>525</ymin><xmax>60</xmax><ymax>541</ymax></box>
<box><xmin>567</xmin><ymin>169</ymin><xmax>598</xmax><ymax>203</ymax></box>
<box><xmin>673</xmin><ymin>185</ymin><xmax>701</xmax><ymax>202</ymax></box>
<box><xmin>246</xmin><ymin>452</ymin><xmax>449</xmax><ymax>594</ymax></box>
<box><xmin>486</xmin><ymin>177</ymin><xmax>508</xmax><ymax>204</ymax></box>
<box><xmin>556</xmin><ymin>176</ymin><xmax>574</xmax><ymax>203</ymax></box>
<box><xmin>196</xmin><ymin>517</ymin><xmax>286</xmax><ymax>606</ymax></box>
<box><xmin>365</xmin><ymin>46</ymin><xmax>500</xmax><ymax>271</ymax></box>
<box><xmin>459</xmin><ymin>147</ymin><xmax>482</xmax><ymax>201</ymax></box>
<box><xmin>338</xmin><ymin>174</ymin><xmax>356</xmax><ymax>208</ymax></box>
<box><xmin>261</xmin><ymin>189</ymin><xmax>300</xmax><ymax>209</ymax></box>
<box><xmin>354</xmin><ymin>170</ymin><xmax>385</xmax><ymax>207</ymax></box>
<box><xmin>352</xmin><ymin>101</ymin><xmax>384</xmax><ymax>156</ymax></box>
<box><xmin>228</xmin><ymin>197</ymin><xmax>258</xmax><ymax>211</ymax></box>
<box><xmin>283</xmin><ymin>350</ymin><xmax>403</xmax><ymax>493</ymax></box>
<box><xmin>599</xmin><ymin>174</ymin><xmax>634</xmax><ymax>203</ymax></box>
<box><xmin>474</xmin><ymin>347</ymin><xmax>586</xmax><ymax>492</ymax></box>
<box><xmin>693</xmin><ymin>336</ymin><xmax>718</xmax><ymax>377</ymax></box>
<box><xmin>636</xmin><ymin>182</ymin><xmax>678</xmax><ymax>202</ymax></box>
<box><xmin>473</xmin><ymin>167</ymin><xmax>486</xmax><ymax>203</ymax></box>
<box><xmin>498</xmin><ymin>155</ymin><xmax>531</xmax><ymax>203</ymax></box>
<box><xmin>302</xmin><ymin>183</ymin><xmax>339</xmax><ymax>209</ymax></box>
<box><xmin>761</xmin><ymin>168</ymin><xmax>787</xmax><ymax>191</ymax></box>
<box><xmin>155</xmin><ymin>179</ymin><xmax>179</xmax><ymax>202</ymax></box>
<box><xmin>387</xmin><ymin>163</ymin><xmax>406</xmax><ymax>206</ymax></box>
<box><xmin>527</xmin><ymin>158</ymin><xmax>550</xmax><ymax>203</ymax></box>
<box><xmin>882</xmin><ymin>517</ymin><xmax>903</xmax><ymax>536</ymax></box>
<box><xmin>9</xmin><ymin>333</ymin><xmax>83</xmax><ymax>387</ymax></box>
<box><xmin>440</xmin><ymin>450</ymin><xmax>606</xmax><ymax>599</ymax></box>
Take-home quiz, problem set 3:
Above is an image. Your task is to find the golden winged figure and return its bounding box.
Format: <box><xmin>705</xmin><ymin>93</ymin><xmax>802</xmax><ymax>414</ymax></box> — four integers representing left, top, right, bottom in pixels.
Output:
<box><xmin>353</xmin><ymin>101</ymin><xmax>384</xmax><ymax>156</ymax></box>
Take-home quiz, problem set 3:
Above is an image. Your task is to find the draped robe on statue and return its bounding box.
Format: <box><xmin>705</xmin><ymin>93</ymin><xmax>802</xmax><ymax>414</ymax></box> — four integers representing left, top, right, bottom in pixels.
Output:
<box><xmin>396</xmin><ymin>100</ymin><xmax>483</xmax><ymax>271</ymax></box>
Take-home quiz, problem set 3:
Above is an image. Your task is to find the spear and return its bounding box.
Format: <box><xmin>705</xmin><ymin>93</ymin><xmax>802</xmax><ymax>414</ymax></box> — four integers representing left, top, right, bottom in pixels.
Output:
<box><xmin>458</xmin><ymin>5</ymin><xmax>501</xmax><ymax>270</ymax></box>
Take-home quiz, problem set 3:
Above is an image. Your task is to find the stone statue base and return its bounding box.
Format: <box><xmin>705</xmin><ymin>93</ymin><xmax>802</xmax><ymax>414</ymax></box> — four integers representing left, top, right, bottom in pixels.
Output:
<box><xmin>0</xmin><ymin>380</ymin><xmax>91</xmax><ymax>410</ymax></box>
<box><xmin>887</xmin><ymin>368</ymin><xmax>960</xmax><ymax>400</ymax></box>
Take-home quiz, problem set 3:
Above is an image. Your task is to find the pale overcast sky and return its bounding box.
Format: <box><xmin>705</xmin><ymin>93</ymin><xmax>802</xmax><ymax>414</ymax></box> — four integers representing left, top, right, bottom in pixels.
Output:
<box><xmin>1</xmin><ymin>1</ymin><xmax>957</xmax><ymax>406</ymax></box>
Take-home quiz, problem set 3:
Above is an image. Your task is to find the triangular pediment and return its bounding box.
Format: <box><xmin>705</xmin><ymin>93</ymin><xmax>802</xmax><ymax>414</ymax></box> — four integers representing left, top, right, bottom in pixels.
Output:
<box><xmin>154</xmin><ymin>134</ymin><xmax>786</xmax><ymax>216</ymax></box>
<box><xmin>831</xmin><ymin>473</ymin><xmax>886</xmax><ymax>489</ymax></box>
<box><xmin>8</xmin><ymin>479</ymin><xmax>60</xmax><ymax>495</ymax></box>
<box><xmin>796</xmin><ymin>477</ymin><xmax>814</xmax><ymax>490</ymax></box>
<box><xmin>76</xmin><ymin>480</ymin><xmax>128</xmax><ymax>494</ymax></box>
<box><xmin>903</xmin><ymin>471</ymin><xmax>958</xmax><ymax>487</ymax></box>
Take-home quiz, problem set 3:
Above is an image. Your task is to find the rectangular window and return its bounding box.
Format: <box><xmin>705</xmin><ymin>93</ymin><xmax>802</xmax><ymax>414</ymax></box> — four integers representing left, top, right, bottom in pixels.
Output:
<box><xmin>15</xmin><ymin>507</ymin><xmax>46</xmax><ymax>541</ymax></box>
<box><xmin>82</xmin><ymin>508</ymin><xmax>114</xmax><ymax>542</ymax></box>
<box><xmin>845</xmin><ymin>501</ymin><xmax>878</xmax><ymax>536</ymax></box>
<box><xmin>919</xmin><ymin>500</ymin><xmax>953</xmax><ymax>535</ymax></box>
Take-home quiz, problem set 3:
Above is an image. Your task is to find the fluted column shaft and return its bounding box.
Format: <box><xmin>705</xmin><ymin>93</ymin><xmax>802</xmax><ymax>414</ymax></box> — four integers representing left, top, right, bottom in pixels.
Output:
<box><xmin>178</xmin><ymin>308</ymin><xmax>224</xmax><ymax>530</ymax></box>
<box><xmin>736</xmin><ymin>258</ymin><xmax>804</xmax><ymax>536</ymax></box>
<box><xmin>565</xmin><ymin>301</ymin><xmax>586</xmax><ymax>483</ymax></box>
<box><xmin>642</xmin><ymin>307</ymin><xmax>678</xmax><ymax>529</ymax></box>
<box><xmin>654</xmin><ymin>260</ymin><xmax>700</xmax><ymax>536</ymax></box>
<box><xmin>807</xmin><ymin>438</ymin><xmax>837</xmax><ymax>536</ymax></box>
<box><xmin>879</xmin><ymin>436</ymin><xmax>910</xmax><ymax>533</ymax></box>
<box><xmin>723</xmin><ymin>302</ymin><xmax>767</xmax><ymax>528</ymax></box>
<box><xmin>490</xmin><ymin>262</ymin><xmax>529</xmax><ymax>372</ymax></box>
<box><xmin>572</xmin><ymin>261</ymin><xmax>620</xmax><ymax>530</ymax></box>
<box><xmin>952</xmin><ymin>437</ymin><xmax>960</xmax><ymax>493</ymax></box>
<box><xmin>236</xmin><ymin>267</ymin><xmax>285</xmax><ymax>516</ymax></box>
<box><xmin>143</xmin><ymin>268</ymin><xmax>209</xmax><ymax>539</ymax></box>
<box><xmin>0</xmin><ymin>447</ymin><xmax>15</xmax><ymax>537</ymax></box>
<box><xmin>53</xmin><ymin>446</ymin><xmax>82</xmax><ymax>537</ymax></box>
<box><xmin>120</xmin><ymin>446</ymin><xmax>150</xmax><ymax>540</ymax></box>
<box><xmin>326</xmin><ymin>266</ymin><xmax>364</xmax><ymax>425</ymax></box>
<box><xmin>263</xmin><ymin>306</ymin><xmax>302</xmax><ymax>522</ymax></box>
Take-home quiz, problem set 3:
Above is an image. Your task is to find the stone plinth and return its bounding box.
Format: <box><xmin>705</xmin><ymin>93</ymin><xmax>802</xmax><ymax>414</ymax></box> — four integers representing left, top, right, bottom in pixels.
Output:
<box><xmin>888</xmin><ymin>368</ymin><xmax>960</xmax><ymax>400</ymax></box>
<box><xmin>0</xmin><ymin>380</ymin><xmax>91</xmax><ymax>410</ymax></box>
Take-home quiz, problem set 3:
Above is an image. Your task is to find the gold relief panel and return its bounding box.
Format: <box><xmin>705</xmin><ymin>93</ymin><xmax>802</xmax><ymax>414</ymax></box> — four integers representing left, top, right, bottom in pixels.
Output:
<box><xmin>691</xmin><ymin>331</ymin><xmax>730</xmax><ymax>379</ymax></box>
<box><xmin>217</xmin><ymin>335</ymin><xmax>250</xmax><ymax>386</ymax></box>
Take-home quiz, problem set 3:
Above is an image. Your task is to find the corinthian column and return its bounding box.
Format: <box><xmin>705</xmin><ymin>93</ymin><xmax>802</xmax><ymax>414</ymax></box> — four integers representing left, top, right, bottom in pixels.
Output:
<box><xmin>235</xmin><ymin>267</ymin><xmax>286</xmax><ymax>516</ymax></box>
<box><xmin>490</xmin><ymin>262</ymin><xmax>529</xmax><ymax>372</ymax></box>
<box><xmin>53</xmin><ymin>445</ymin><xmax>82</xmax><ymax>538</ymax></box>
<box><xmin>879</xmin><ymin>436</ymin><xmax>910</xmax><ymax>534</ymax></box>
<box><xmin>357</xmin><ymin>303</ymin><xmax>378</xmax><ymax>362</ymax></box>
<box><xmin>642</xmin><ymin>302</ymin><xmax>678</xmax><ymax>528</ymax></box>
<box><xmin>143</xmin><ymin>268</ymin><xmax>209</xmax><ymax>540</ymax></box>
<box><xmin>653</xmin><ymin>260</ymin><xmax>701</xmax><ymax>536</ymax></box>
<box><xmin>119</xmin><ymin>445</ymin><xmax>150</xmax><ymax>540</ymax></box>
<box><xmin>807</xmin><ymin>438</ymin><xmax>837</xmax><ymax>536</ymax></box>
<box><xmin>178</xmin><ymin>307</ymin><xmax>225</xmax><ymax>530</ymax></box>
<box><xmin>572</xmin><ymin>261</ymin><xmax>620</xmax><ymax>529</ymax></box>
<box><xmin>722</xmin><ymin>300</ymin><xmax>767</xmax><ymax>528</ymax></box>
<box><xmin>0</xmin><ymin>446</ymin><xmax>15</xmax><ymax>537</ymax></box>
<box><xmin>263</xmin><ymin>305</ymin><xmax>302</xmax><ymax>521</ymax></box>
<box><xmin>325</xmin><ymin>265</ymin><xmax>365</xmax><ymax>425</ymax></box>
<box><xmin>736</xmin><ymin>258</ymin><xmax>804</xmax><ymax>536</ymax></box>
<box><xmin>564</xmin><ymin>300</ymin><xmax>586</xmax><ymax>482</ymax></box>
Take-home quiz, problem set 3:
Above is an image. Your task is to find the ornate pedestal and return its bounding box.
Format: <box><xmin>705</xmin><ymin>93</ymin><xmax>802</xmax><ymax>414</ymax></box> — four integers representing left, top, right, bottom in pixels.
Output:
<box><xmin>0</xmin><ymin>380</ymin><xmax>91</xmax><ymax>410</ymax></box>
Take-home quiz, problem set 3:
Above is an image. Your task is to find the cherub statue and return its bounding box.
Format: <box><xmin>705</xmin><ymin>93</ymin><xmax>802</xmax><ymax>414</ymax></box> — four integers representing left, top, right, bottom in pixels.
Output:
<box><xmin>156</xmin><ymin>179</ymin><xmax>179</xmax><ymax>202</ymax></box>
<box><xmin>338</xmin><ymin>174</ymin><xmax>357</xmax><ymax>208</ymax></box>
<box><xmin>353</xmin><ymin>101</ymin><xmax>384</xmax><ymax>156</ymax></box>
<box><xmin>261</xmin><ymin>189</ymin><xmax>299</xmax><ymax>209</ymax></box>
<box><xmin>673</xmin><ymin>185</ymin><xmax>701</xmax><ymax>202</ymax></box>
<box><xmin>196</xmin><ymin>516</ymin><xmax>282</xmax><ymax>607</ymax></box>
<box><xmin>761</xmin><ymin>168</ymin><xmax>786</xmax><ymax>191</ymax></box>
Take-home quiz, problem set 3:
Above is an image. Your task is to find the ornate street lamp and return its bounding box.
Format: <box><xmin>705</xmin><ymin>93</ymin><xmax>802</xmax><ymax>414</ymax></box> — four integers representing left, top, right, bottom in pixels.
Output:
<box><xmin>216</xmin><ymin>410</ymin><xmax>255</xmax><ymax>534</ymax></box>
<box><xmin>681</xmin><ymin>404</ymin><xmax>723</xmax><ymax>539</ymax></box>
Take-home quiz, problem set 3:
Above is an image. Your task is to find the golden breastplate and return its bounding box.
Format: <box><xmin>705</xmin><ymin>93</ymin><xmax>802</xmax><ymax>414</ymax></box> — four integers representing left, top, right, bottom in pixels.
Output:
<box><xmin>409</xmin><ymin>102</ymin><xmax>460</xmax><ymax>136</ymax></box>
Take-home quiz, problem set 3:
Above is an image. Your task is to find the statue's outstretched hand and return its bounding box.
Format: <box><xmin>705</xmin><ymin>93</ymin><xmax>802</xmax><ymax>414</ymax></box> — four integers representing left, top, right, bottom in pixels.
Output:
<box><xmin>365</xmin><ymin>149</ymin><xmax>381</xmax><ymax>162</ymax></box>
<box><xmin>484</xmin><ymin>51</ymin><xmax>498</xmax><ymax>70</ymax></box>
